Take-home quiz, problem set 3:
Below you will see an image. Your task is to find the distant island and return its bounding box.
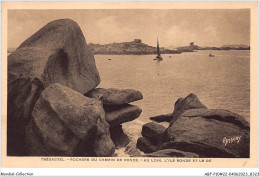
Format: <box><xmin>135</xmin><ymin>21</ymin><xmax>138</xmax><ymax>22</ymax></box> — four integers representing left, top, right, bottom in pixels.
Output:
<box><xmin>88</xmin><ymin>39</ymin><xmax>182</xmax><ymax>55</ymax></box>
<box><xmin>199</xmin><ymin>44</ymin><xmax>250</xmax><ymax>51</ymax></box>
<box><xmin>8</xmin><ymin>39</ymin><xmax>250</xmax><ymax>56</ymax></box>
<box><xmin>88</xmin><ymin>40</ymin><xmax>250</xmax><ymax>55</ymax></box>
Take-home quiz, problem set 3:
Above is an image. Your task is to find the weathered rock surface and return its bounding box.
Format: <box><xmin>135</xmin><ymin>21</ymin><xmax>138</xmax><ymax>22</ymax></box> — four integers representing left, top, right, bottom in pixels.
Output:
<box><xmin>105</xmin><ymin>104</ymin><xmax>142</xmax><ymax>126</ymax></box>
<box><xmin>141</xmin><ymin>122</ymin><xmax>166</xmax><ymax>142</ymax></box>
<box><xmin>142</xmin><ymin>149</ymin><xmax>200</xmax><ymax>158</ymax></box>
<box><xmin>136</xmin><ymin>137</ymin><xmax>158</xmax><ymax>153</ymax></box>
<box><xmin>25</xmin><ymin>117</ymin><xmax>79</xmax><ymax>156</ymax></box>
<box><xmin>29</xmin><ymin>83</ymin><xmax>115</xmax><ymax>156</ymax></box>
<box><xmin>8</xmin><ymin>18</ymin><xmax>100</xmax><ymax>94</ymax></box>
<box><xmin>171</xmin><ymin>93</ymin><xmax>207</xmax><ymax>123</ymax></box>
<box><xmin>7</xmin><ymin>77</ymin><xmax>44</xmax><ymax>155</ymax></box>
<box><xmin>164</xmin><ymin>108</ymin><xmax>250</xmax><ymax>158</ymax></box>
<box><xmin>181</xmin><ymin>109</ymin><xmax>249</xmax><ymax>130</ymax></box>
<box><xmin>149</xmin><ymin>93</ymin><xmax>207</xmax><ymax>123</ymax></box>
<box><xmin>110</xmin><ymin>125</ymin><xmax>130</xmax><ymax>148</ymax></box>
<box><xmin>86</xmin><ymin>88</ymin><xmax>143</xmax><ymax>105</ymax></box>
<box><xmin>86</xmin><ymin>88</ymin><xmax>143</xmax><ymax>151</ymax></box>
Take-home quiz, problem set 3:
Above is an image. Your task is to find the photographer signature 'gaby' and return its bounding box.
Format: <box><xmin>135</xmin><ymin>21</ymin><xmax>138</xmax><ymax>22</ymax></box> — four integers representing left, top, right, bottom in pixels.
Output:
<box><xmin>223</xmin><ymin>136</ymin><xmax>242</xmax><ymax>146</ymax></box>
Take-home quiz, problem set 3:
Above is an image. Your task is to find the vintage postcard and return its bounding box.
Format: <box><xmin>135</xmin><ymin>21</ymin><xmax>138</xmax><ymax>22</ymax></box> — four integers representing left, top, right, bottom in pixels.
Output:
<box><xmin>1</xmin><ymin>1</ymin><xmax>258</xmax><ymax>168</ymax></box>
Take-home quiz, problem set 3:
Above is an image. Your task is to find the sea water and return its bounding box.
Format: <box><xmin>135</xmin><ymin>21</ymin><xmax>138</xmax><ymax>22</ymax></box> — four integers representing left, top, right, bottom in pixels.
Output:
<box><xmin>94</xmin><ymin>50</ymin><xmax>250</xmax><ymax>156</ymax></box>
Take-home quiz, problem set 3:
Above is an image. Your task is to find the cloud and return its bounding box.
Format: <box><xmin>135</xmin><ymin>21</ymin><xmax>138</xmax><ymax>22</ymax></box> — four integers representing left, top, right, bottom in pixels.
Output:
<box><xmin>88</xmin><ymin>16</ymin><xmax>133</xmax><ymax>44</ymax></box>
<box><xmin>7</xmin><ymin>9</ymin><xmax>250</xmax><ymax>48</ymax></box>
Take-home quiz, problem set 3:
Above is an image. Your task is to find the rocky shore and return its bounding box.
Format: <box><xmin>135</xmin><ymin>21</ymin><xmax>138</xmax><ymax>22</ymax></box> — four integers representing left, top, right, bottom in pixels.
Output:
<box><xmin>7</xmin><ymin>18</ymin><xmax>249</xmax><ymax>158</ymax></box>
<box><xmin>137</xmin><ymin>93</ymin><xmax>249</xmax><ymax>158</ymax></box>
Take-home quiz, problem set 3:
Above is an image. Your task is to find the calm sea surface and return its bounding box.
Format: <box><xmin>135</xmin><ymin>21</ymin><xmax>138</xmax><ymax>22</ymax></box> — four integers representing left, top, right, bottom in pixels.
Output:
<box><xmin>95</xmin><ymin>50</ymin><xmax>250</xmax><ymax>156</ymax></box>
<box><xmin>95</xmin><ymin>50</ymin><xmax>250</xmax><ymax>120</ymax></box>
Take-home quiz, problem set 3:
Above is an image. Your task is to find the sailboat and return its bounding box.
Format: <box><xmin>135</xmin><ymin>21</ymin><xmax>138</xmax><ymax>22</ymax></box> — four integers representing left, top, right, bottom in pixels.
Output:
<box><xmin>154</xmin><ymin>37</ymin><xmax>163</xmax><ymax>61</ymax></box>
<box><xmin>209</xmin><ymin>49</ymin><xmax>214</xmax><ymax>57</ymax></box>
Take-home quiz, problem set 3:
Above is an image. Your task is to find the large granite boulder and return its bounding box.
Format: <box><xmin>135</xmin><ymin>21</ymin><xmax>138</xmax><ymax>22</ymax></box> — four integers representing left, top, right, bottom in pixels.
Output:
<box><xmin>136</xmin><ymin>137</ymin><xmax>158</xmax><ymax>153</ymax></box>
<box><xmin>137</xmin><ymin>94</ymin><xmax>249</xmax><ymax>158</ymax></box>
<box><xmin>8</xmin><ymin>18</ymin><xmax>100</xmax><ymax>94</ymax></box>
<box><xmin>180</xmin><ymin>109</ymin><xmax>249</xmax><ymax>130</ymax></box>
<box><xmin>170</xmin><ymin>93</ymin><xmax>207</xmax><ymax>123</ymax></box>
<box><xmin>150</xmin><ymin>93</ymin><xmax>207</xmax><ymax>123</ymax></box>
<box><xmin>136</xmin><ymin>123</ymin><xmax>167</xmax><ymax>154</ymax></box>
<box><xmin>164</xmin><ymin>108</ymin><xmax>250</xmax><ymax>158</ymax></box>
<box><xmin>86</xmin><ymin>88</ymin><xmax>143</xmax><ymax>105</ymax></box>
<box><xmin>7</xmin><ymin>77</ymin><xmax>44</xmax><ymax>155</ymax></box>
<box><xmin>86</xmin><ymin>88</ymin><xmax>143</xmax><ymax>150</ymax></box>
<box><xmin>26</xmin><ymin>83</ymin><xmax>115</xmax><ymax>156</ymax></box>
<box><xmin>141</xmin><ymin>122</ymin><xmax>166</xmax><ymax>142</ymax></box>
<box><xmin>105</xmin><ymin>104</ymin><xmax>142</xmax><ymax>127</ymax></box>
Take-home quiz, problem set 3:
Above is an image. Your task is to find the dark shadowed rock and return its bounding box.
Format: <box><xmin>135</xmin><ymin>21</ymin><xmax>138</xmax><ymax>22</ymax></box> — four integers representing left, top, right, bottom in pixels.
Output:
<box><xmin>141</xmin><ymin>122</ymin><xmax>166</xmax><ymax>142</ymax></box>
<box><xmin>142</xmin><ymin>149</ymin><xmax>200</xmax><ymax>158</ymax></box>
<box><xmin>110</xmin><ymin>125</ymin><xmax>130</xmax><ymax>148</ymax></box>
<box><xmin>93</xmin><ymin>133</ymin><xmax>116</xmax><ymax>157</ymax></box>
<box><xmin>30</xmin><ymin>83</ymin><xmax>115</xmax><ymax>156</ymax></box>
<box><xmin>169</xmin><ymin>93</ymin><xmax>207</xmax><ymax>125</ymax></box>
<box><xmin>7</xmin><ymin>77</ymin><xmax>44</xmax><ymax>155</ymax></box>
<box><xmin>165</xmin><ymin>109</ymin><xmax>249</xmax><ymax>158</ymax></box>
<box><xmin>25</xmin><ymin>118</ymin><xmax>50</xmax><ymax>156</ymax></box>
<box><xmin>150</xmin><ymin>113</ymin><xmax>173</xmax><ymax>122</ymax></box>
<box><xmin>136</xmin><ymin>137</ymin><xmax>158</xmax><ymax>153</ymax></box>
<box><xmin>86</xmin><ymin>88</ymin><xmax>143</xmax><ymax>105</ymax></box>
<box><xmin>8</xmin><ymin>19</ymin><xmax>100</xmax><ymax>94</ymax></box>
<box><xmin>105</xmin><ymin>104</ymin><xmax>142</xmax><ymax>126</ymax></box>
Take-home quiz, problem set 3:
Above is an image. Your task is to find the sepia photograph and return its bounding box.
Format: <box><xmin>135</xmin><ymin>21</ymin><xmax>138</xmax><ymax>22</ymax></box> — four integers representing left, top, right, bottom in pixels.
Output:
<box><xmin>1</xmin><ymin>1</ymin><xmax>258</xmax><ymax>170</ymax></box>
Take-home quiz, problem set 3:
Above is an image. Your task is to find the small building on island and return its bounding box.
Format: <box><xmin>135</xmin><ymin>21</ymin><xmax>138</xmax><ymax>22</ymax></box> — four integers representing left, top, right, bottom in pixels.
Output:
<box><xmin>134</xmin><ymin>39</ymin><xmax>142</xmax><ymax>43</ymax></box>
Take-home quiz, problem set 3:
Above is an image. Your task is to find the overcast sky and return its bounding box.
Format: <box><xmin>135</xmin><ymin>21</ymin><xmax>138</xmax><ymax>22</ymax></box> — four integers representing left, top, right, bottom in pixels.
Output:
<box><xmin>8</xmin><ymin>9</ymin><xmax>250</xmax><ymax>49</ymax></box>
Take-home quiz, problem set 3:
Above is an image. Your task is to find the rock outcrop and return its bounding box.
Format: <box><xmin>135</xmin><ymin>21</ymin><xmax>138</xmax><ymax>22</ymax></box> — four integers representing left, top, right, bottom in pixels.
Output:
<box><xmin>105</xmin><ymin>104</ymin><xmax>142</xmax><ymax>148</ymax></box>
<box><xmin>169</xmin><ymin>93</ymin><xmax>207</xmax><ymax>126</ymax></box>
<box><xmin>86</xmin><ymin>88</ymin><xmax>143</xmax><ymax>149</ymax></box>
<box><xmin>105</xmin><ymin>104</ymin><xmax>142</xmax><ymax>127</ymax></box>
<box><xmin>136</xmin><ymin>122</ymin><xmax>167</xmax><ymax>154</ymax></box>
<box><xmin>141</xmin><ymin>122</ymin><xmax>166</xmax><ymax>142</ymax></box>
<box><xmin>110</xmin><ymin>125</ymin><xmax>130</xmax><ymax>148</ymax></box>
<box><xmin>26</xmin><ymin>83</ymin><xmax>115</xmax><ymax>156</ymax></box>
<box><xmin>86</xmin><ymin>88</ymin><xmax>143</xmax><ymax>105</ymax></box>
<box><xmin>164</xmin><ymin>108</ymin><xmax>249</xmax><ymax>158</ymax></box>
<box><xmin>150</xmin><ymin>93</ymin><xmax>207</xmax><ymax>123</ymax></box>
<box><xmin>7</xmin><ymin>19</ymin><xmax>104</xmax><ymax>156</ymax></box>
<box><xmin>137</xmin><ymin>137</ymin><xmax>158</xmax><ymax>153</ymax></box>
<box><xmin>8</xmin><ymin>18</ymin><xmax>100</xmax><ymax>94</ymax></box>
<box><xmin>138</xmin><ymin>93</ymin><xmax>249</xmax><ymax>158</ymax></box>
